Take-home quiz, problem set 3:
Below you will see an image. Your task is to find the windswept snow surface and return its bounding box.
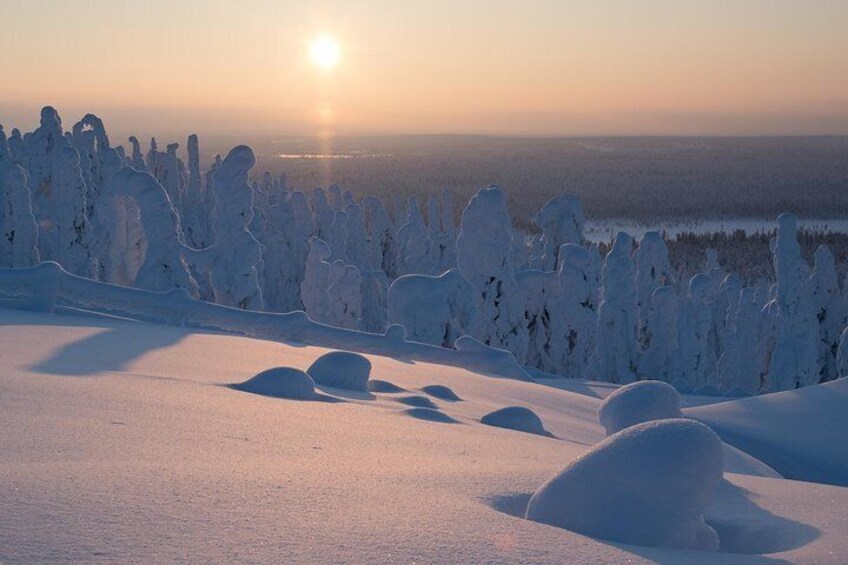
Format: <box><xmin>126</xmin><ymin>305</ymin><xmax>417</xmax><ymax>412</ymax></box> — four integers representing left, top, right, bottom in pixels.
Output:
<box><xmin>688</xmin><ymin>377</ymin><xmax>848</xmax><ymax>487</ymax></box>
<box><xmin>1</xmin><ymin>308</ymin><xmax>847</xmax><ymax>563</ymax></box>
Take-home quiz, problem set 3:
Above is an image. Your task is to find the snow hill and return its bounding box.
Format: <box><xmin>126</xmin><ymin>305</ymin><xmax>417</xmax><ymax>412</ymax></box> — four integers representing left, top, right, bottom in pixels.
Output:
<box><xmin>1</xmin><ymin>306</ymin><xmax>847</xmax><ymax>563</ymax></box>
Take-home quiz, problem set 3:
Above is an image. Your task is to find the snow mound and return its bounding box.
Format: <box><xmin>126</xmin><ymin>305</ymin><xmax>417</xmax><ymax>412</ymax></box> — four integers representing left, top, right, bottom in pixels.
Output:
<box><xmin>232</xmin><ymin>367</ymin><xmax>316</xmax><ymax>400</ymax></box>
<box><xmin>367</xmin><ymin>379</ymin><xmax>406</xmax><ymax>393</ymax></box>
<box><xmin>597</xmin><ymin>380</ymin><xmax>683</xmax><ymax>436</ymax></box>
<box><xmin>397</xmin><ymin>395</ymin><xmax>439</xmax><ymax>409</ymax></box>
<box><xmin>480</xmin><ymin>406</ymin><xmax>548</xmax><ymax>436</ymax></box>
<box><xmin>525</xmin><ymin>419</ymin><xmax>724</xmax><ymax>551</ymax></box>
<box><xmin>420</xmin><ymin>384</ymin><xmax>462</xmax><ymax>401</ymax></box>
<box><xmin>307</xmin><ymin>351</ymin><xmax>371</xmax><ymax>391</ymax></box>
<box><xmin>401</xmin><ymin>408</ymin><xmax>460</xmax><ymax>424</ymax></box>
<box><xmin>671</xmin><ymin>379</ymin><xmax>693</xmax><ymax>394</ymax></box>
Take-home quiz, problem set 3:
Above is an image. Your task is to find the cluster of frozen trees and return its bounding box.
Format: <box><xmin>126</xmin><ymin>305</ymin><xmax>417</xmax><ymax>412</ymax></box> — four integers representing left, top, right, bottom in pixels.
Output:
<box><xmin>2</xmin><ymin>108</ymin><xmax>847</xmax><ymax>394</ymax></box>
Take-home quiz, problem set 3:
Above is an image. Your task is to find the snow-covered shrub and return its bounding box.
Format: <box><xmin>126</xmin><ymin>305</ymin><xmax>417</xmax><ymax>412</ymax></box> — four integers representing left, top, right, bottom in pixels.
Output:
<box><xmin>307</xmin><ymin>350</ymin><xmax>371</xmax><ymax>391</ymax></box>
<box><xmin>525</xmin><ymin>419</ymin><xmax>723</xmax><ymax>551</ymax></box>
<box><xmin>596</xmin><ymin>380</ymin><xmax>682</xmax><ymax>436</ymax></box>
<box><xmin>233</xmin><ymin>367</ymin><xmax>316</xmax><ymax>400</ymax></box>
<box><xmin>480</xmin><ymin>406</ymin><xmax>548</xmax><ymax>436</ymax></box>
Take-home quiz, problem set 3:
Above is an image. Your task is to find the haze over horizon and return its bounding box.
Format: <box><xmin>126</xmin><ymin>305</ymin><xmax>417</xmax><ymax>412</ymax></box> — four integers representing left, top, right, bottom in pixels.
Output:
<box><xmin>2</xmin><ymin>0</ymin><xmax>847</xmax><ymax>138</ymax></box>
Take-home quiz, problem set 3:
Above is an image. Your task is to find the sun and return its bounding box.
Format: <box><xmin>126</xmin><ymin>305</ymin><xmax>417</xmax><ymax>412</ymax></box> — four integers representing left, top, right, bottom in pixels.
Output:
<box><xmin>310</xmin><ymin>35</ymin><xmax>340</xmax><ymax>70</ymax></box>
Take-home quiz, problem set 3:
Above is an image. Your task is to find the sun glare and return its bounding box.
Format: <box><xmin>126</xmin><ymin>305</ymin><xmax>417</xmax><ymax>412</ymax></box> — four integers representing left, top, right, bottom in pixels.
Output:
<box><xmin>310</xmin><ymin>35</ymin><xmax>340</xmax><ymax>70</ymax></box>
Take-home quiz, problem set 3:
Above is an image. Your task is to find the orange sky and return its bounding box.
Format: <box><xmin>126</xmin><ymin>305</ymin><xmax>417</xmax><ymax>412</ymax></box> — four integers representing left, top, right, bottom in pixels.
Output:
<box><xmin>1</xmin><ymin>0</ymin><xmax>846</xmax><ymax>137</ymax></box>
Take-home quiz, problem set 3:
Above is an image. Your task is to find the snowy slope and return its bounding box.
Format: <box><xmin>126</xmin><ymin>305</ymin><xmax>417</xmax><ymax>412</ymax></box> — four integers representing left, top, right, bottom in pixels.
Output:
<box><xmin>1</xmin><ymin>308</ymin><xmax>847</xmax><ymax>564</ymax></box>
<box><xmin>688</xmin><ymin>377</ymin><xmax>848</xmax><ymax>487</ymax></box>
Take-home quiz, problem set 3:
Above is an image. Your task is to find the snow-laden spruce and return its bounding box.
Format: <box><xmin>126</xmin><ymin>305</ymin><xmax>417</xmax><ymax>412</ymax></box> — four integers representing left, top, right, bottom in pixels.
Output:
<box><xmin>207</xmin><ymin>146</ymin><xmax>264</xmax><ymax>310</ymax></box>
<box><xmin>767</xmin><ymin>213</ymin><xmax>819</xmax><ymax>391</ymax></box>
<box><xmin>0</xmin><ymin>126</ymin><xmax>40</xmax><ymax>268</ymax></box>
<box><xmin>456</xmin><ymin>186</ymin><xmax>529</xmax><ymax>363</ymax></box>
<box><xmin>588</xmin><ymin>232</ymin><xmax>638</xmax><ymax>383</ymax></box>
<box><xmin>530</xmin><ymin>194</ymin><xmax>584</xmax><ymax>271</ymax></box>
<box><xmin>550</xmin><ymin>244</ymin><xmax>597</xmax><ymax>378</ymax></box>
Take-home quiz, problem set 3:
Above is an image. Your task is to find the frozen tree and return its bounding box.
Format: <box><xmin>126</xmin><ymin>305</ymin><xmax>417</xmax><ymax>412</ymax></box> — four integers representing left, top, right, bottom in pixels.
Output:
<box><xmin>395</xmin><ymin>196</ymin><xmax>434</xmax><ymax>275</ymax></box>
<box><xmin>717</xmin><ymin>288</ymin><xmax>763</xmax><ymax>394</ymax></box>
<box><xmin>325</xmin><ymin>210</ymin><xmax>348</xmax><ymax>261</ymax></box>
<box><xmin>363</xmin><ymin>195</ymin><xmax>396</xmax><ymax>278</ymax></box>
<box><xmin>712</xmin><ymin>274</ymin><xmax>743</xmax><ymax>361</ymax></box>
<box><xmin>326</xmin><ymin>260</ymin><xmax>362</xmax><ymax>330</ymax></box>
<box><xmin>810</xmin><ymin>245</ymin><xmax>845</xmax><ymax>382</ymax></box>
<box><xmin>639</xmin><ymin>286</ymin><xmax>679</xmax><ymax>382</ymax></box>
<box><xmin>837</xmin><ymin>327</ymin><xmax>848</xmax><ymax>378</ymax></box>
<box><xmin>510</xmin><ymin>229</ymin><xmax>531</xmax><ymax>273</ymax></box>
<box><xmin>260</xmin><ymin>194</ymin><xmax>301</xmax><ymax>312</ymax></box>
<box><xmin>344</xmin><ymin>203</ymin><xmax>372</xmax><ymax>269</ymax></box>
<box><xmin>550</xmin><ymin>244</ymin><xmax>598</xmax><ymax>378</ymax></box>
<box><xmin>182</xmin><ymin>134</ymin><xmax>212</xmax><ymax>248</ymax></box>
<box><xmin>588</xmin><ymin>232</ymin><xmax>639</xmax><ymax>384</ymax></box>
<box><xmin>531</xmin><ymin>194</ymin><xmax>585</xmax><ymax>271</ymax></box>
<box><xmin>676</xmin><ymin>274</ymin><xmax>716</xmax><ymax>388</ymax></box>
<box><xmin>208</xmin><ymin>146</ymin><xmax>264</xmax><ymax>310</ymax></box>
<box><xmin>456</xmin><ymin>186</ymin><xmax>528</xmax><ymax>362</ymax></box>
<box><xmin>359</xmin><ymin>268</ymin><xmax>388</xmax><ymax>333</ymax></box>
<box><xmin>108</xmin><ymin>167</ymin><xmax>198</xmax><ymax>295</ymax></box>
<box><xmin>0</xmin><ymin>126</ymin><xmax>40</xmax><ymax>267</ymax></box>
<box><xmin>517</xmin><ymin>270</ymin><xmax>559</xmax><ymax>372</ymax></box>
<box><xmin>128</xmin><ymin>136</ymin><xmax>146</xmax><ymax>171</ymax></box>
<box><xmin>635</xmin><ymin>231</ymin><xmax>673</xmax><ymax>345</ymax></box>
<box><xmin>312</xmin><ymin>187</ymin><xmax>334</xmax><ymax>240</ymax></box>
<box><xmin>767</xmin><ymin>213</ymin><xmax>819</xmax><ymax>391</ymax></box>
<box><xmin>430</xmin><ymin>190</ymin><xmax>458</xmax><ymax>273</ymax></box>
<box><xmin>47</xmin><ymin>145</ymin><xmax>93</xmax><ymax>276</ymax></box>
<box><xmin>301</xmin><ymin>237</ymin><xmax>332</xmax><ymax>323</ymax></box>
<box><xmin>387</xmin><ymin>269</ymin><xmax>477</xmax><ymax>347</ymax></box>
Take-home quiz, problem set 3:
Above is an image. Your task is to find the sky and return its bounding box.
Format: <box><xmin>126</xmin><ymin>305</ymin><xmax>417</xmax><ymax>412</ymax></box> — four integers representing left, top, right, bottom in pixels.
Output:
<box><xmin>1</xmin><ymin>0</ymin><xmax>847</xmax><ymax>137</ymax></box>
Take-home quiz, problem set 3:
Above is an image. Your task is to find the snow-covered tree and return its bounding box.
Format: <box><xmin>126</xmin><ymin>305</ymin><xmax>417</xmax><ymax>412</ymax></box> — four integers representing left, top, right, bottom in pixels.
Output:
<box><xmin>767</xmin><ymin>213</ymin><xmax>819</xmax><ymax>391</ymax></box>
<box><xmin>531</xmin><ymin>194</ymin><xmax>585</xmax><ymax>271</ymax></box>
<box><xmin>676</xmin><ymin>274</ymin><xmax>716</xmax><ymax>388</ymax></box>
<box><xmin>810</xmin><ymin>245</ymin><xmax>845</xmax><ymax>382</ymax></box>
<box><xmin>208</xmin><ymin>146</ymin><xmax>264</xmax><ymax>310</ymax></box>
<box><xmin>717</xmin><ymin>288</ymin><xmax>763</xmax><ymax>394</ymax></box>
<box><xmin>517</xmin><ymin>270</ymin><xmax>559</xmax><ymax>372</ymax></box>
<box><xmin>301</xmin><ymin>237</ymin><xmax>332</xmax><ymax>323</ymax></box>
<box><xmin>550</xmin><ymin>244</ymin><xmax>598</xmax><ymax>378</ymax></box>
<box><xmin>639</xmin><ymin>286</ymin><xmax>678</xmax><ymax>382</ymax></box>
<box><xmin>456</xmin><ymin>186</ymin><xmax>529</xmax><ymax>362</ymax></box>
<box><xmin>588</xmin><ymin>232</ymin><xmax>638</xmax><ymax>383</ymax></box>
<box><xmin>0</xmin><ymin>126</ymin><xmax>40</xmax><ymax>267</ymax></box>
<box><xmin>635</xmin><ymin>231</ymin><xmax>673</xmax><ymax>345</ymax></box>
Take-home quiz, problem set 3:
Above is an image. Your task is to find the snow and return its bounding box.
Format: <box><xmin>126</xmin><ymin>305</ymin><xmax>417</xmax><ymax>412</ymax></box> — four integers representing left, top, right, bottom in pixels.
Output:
<box><xmin>420</xmin><ymin>384</ymin><xmax>462</xmax><ymax>401</ymax></box>
<box><xmin>232</xmin><ymin>366</ymin><xmax>316</xmax><ymax>400</ymax></box>
<box><xmin>480</xmin><ymin>406</ymin><xmax>550</xmax><ymax>436</ymax></box>
<box><xmin>597</xmin><ymin>380</ymin><xmax>683</xmax><ymax>436</ymax></box>
<box><xmin>1</xmin><ymin>307</ymin><xmax>847</xmax><ymax>563</ymax></box>
<box><xmin>526</xmin><ymin>419</ymin><xmax>724</xmax><ymax>551</ymax></box>
<box><xmin>307</xmin><ymin>350</ymin><xmax>372</xmax><ymax>391</ymax></box>
<box><xmin>688</xmin><ymin>376</ymin><xmax>848</xmax><ymax>487</ymax></box>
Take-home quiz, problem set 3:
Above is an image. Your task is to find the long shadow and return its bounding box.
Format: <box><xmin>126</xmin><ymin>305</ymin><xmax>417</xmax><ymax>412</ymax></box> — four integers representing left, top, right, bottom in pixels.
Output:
<box><xmin>31</xmin><ymin>325</ymin><xmax>188</xmax><ymax>377</ymax></box>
